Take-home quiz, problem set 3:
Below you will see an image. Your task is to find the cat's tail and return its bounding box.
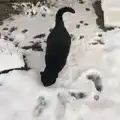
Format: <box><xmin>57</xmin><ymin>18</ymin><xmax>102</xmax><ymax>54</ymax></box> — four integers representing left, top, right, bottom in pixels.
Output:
<box><xmin>56</xmin><ymin>7</ymin><xmax>75</xmax><ymax>22</ymax></box>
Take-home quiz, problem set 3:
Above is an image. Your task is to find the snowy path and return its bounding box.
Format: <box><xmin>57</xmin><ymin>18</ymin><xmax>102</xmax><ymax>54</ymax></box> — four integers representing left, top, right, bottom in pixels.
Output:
<box><xmin>0</xmin><ymin>0</ymin><xmax>120</xmax><ymax>120</ymax></box>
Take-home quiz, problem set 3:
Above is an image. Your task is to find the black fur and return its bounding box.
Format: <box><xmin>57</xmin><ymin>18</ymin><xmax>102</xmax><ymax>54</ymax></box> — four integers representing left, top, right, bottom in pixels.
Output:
<box><xmin>41</xmin><ymin>7</ymin><xmax>75</xmax><ymax>87</ymax></box>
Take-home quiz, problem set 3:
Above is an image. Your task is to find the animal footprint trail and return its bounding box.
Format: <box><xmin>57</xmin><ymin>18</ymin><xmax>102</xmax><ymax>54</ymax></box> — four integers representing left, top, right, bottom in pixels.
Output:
<box><xmin>69</xmin><ymin>92</ymin><xmax>86</xmax><ymax>99</ymax></box>
<box><xmin>9</xmin><ymin>26</ymin><xmax>18</xmax><ymax>33</ymax></box>
<box><xmin>78</xmin><ymin>0</ymin><xmax>85</xmax><ymax>4</ymax></box>
<box><xmin>21</xmin><ymin>29</ymin><xmax>28</xmax><ymax>33</ymax></box>
<box><xmin>87</xmin><ymin>73</ymin><xmax>103</xmax><ymax>92</ymax></box>
<box><xmin>56</xmin><ymin>93</ymin><xmax>66</xmax><ymax>120</ymax></box>
<box><xmin>66</xmin><ymin>68</ymin><xmax>103</xmax><ymax>100</ymax></box>
<box><xmin>3</xmin><ymin>27</ymin><xmax>8</xmax><ymax>30</ymax></box>
<box><xmin>33</xmin><ymin>96</ymin><xmax>47</xmax><ymax>117</ymax></box>
<box><xmin>21</xmin><ymin>42</ymin><xmax>43</xmax><ymax>52</ymax></box>
<box><xmin>33</xmin><ymin>33</ymin><xmax>46</xmax><ymax>39</ymax></box>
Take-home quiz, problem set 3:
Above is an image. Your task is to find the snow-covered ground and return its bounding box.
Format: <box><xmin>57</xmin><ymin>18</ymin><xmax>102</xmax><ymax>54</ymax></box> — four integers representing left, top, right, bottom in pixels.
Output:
<box><xmin>1</xmin><ymin>0</ymin><xmax>120</xmax><ymax>120</ymax></box>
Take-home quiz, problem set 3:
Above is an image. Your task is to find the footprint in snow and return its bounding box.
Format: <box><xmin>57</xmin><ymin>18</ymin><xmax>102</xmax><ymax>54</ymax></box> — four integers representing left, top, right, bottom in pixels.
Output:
<box><xmin>98</xmin><ymin>34</ymin><xmax>102</xmax><ymax>37</ymax></box>
<box><xmin>9</xmin><ymin>26</ymin><xmax>18</xmax><ymax>33</ymax></box>
<box><xmin>76</xmin><ymin>24</ymin><xmax>80</xmax><ymax>29</ymax></box>
<box><xmin>79</xmin><ymin>35</ymin><xmax>84</xmax><ymax>39</ymax></box>
<box><xmin>69</xmin><ymin>92</ymin><xmax>86</xmax><ymax>99</ymax></box>
<box><xmin>79</xmin><ymin>20</ymin><xmax>89</xmax><ymax>26</ymax></box>
<box><xmin>3</xmin><ymin>35</ymin><xmax>14</xmax><ymax>42</ymax></box>
<box><xmin>56</xmin><ymin>93</ymin><xmax>66</xmax><ymax>120</ymax></box>
<box><xmin>4</xmin><ymin>36</ymin><xmax>9</xmax><ymax>40</ymax></box>
<box><xmin>33</xmin><ymin>33</ymin><xmax>46</xmax><ymax>39</ymax></box>
<box><xmin>85</xmin><ymin>8</ymin><xmax>90</xmax><ymax>11</ymax></box>
<box><xmin>21</xmin><ymin>29</ymin><xmax>28</xmax><ymax>33</ymax></box>
<box><xmin>9</xmin><ymin>38</ymin><xmax>14</xmax><ymax>41</ymax></box>
<box><xmin>33</xmin><ymin>96</ymin><xmax>47</xmax><ymax>117</ymax></box>
<box><xmin>79</xmin><ymin>20</ymin><xmax>84</xmax><ymax>24</ymax></box>
<box><xmin>84</xmin><ymin>23</ymin><xmax>89</xmax><ymax>26</ymax></box>
<box><xmin>87</xmin><ymin>74</ymin><xmax>103</xmax><ymax>92</ymax></box>
<box><xmin>78</xmin><ymin>0</ymin><xmax>84</xmax><ymax>4</ymax></box>
<box><xmin>2</xmin><ymin>27</ymin><xmax>8</xmax><ymax>30</ymax></box>
<box><xmin>70</xmin><ymin>34</ymin><xmax>76</xmax><ymax>41</ymax></box>
<box><xmin>22</xmin><ymin>42</ymin><xmax>43</xmax><ymax>52</ymax></box>
<box><xmin>89</xmin><ymin>42</ymin><xmax>98</xmax><ymax>45</ymax></box>
<box><xmin>14</xmin><ymin>41</ymin><xmax>19</xmax><ymax>47</ymax></box>
<box><xmin>96</xmin><ymin>39</ymin><xmax>104</xmax><ymax>45</ymax></box>
<box><xmin>41</xmin><ymin>13</ymin><xmax>46</xmax><ymax>17</ymax></box>
<box><xmin>89</xmin><ymin>39</ymin><xmax>104</xmax><ymax>45</ymax></box>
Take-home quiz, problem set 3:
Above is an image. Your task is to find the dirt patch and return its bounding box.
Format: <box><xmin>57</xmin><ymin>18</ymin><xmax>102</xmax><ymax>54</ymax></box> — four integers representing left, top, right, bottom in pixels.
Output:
<box><xmin>92</xmin><ymin>1</ymin><xmax>114</xmax><ymax>32</ymax></box>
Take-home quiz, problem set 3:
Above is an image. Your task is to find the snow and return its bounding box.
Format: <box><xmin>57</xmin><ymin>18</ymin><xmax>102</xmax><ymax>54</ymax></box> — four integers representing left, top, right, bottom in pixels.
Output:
<box><xmin>1</xmin><ymin>0</ymin><xmax>120</xmax><ymax>120</ymax></box>
<box><xmin>0</xmin><ymin>36</ymin><xmax>25</xmax><ymax>72</ymax></box>
<box><xmin>102</xmin><ymin>0</ymin><xmax>120</xmax><ymax>27</ymax></box>
<box><xmin>0</xmin><ymin>52</ymin><xmax>24</xmax><ymax>72</ymax></box>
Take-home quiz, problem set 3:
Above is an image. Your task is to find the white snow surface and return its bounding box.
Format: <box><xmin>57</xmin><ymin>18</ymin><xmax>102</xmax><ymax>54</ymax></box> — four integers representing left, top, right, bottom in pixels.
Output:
<box><xmin>0</xmin><ymin>36</ymin><xmax>25</xmax><ymax>71</ymax></box>
<box><xmin>0</xmin><ymin>0</ymin><xmax>120</xmax><ymax>120</ymax></box>
<box><xmin>0</xmin><ymin>52</ymin><xmax>24</xmax><ymax>72</ymax></box>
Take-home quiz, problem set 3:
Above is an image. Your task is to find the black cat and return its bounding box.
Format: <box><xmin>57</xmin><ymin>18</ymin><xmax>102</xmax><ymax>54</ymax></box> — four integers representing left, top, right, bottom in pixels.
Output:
<box><xmin>41</xmin><ymin>7</ymin><xmax>75</xmax><ymax>87</ymax></box>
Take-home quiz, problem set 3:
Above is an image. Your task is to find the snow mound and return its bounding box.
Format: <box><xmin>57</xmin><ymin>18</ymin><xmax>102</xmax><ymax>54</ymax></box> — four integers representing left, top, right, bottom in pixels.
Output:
<box><xmin>0</xmin><ymin>52</ymin><xmax>25</xmax><ymax>72</ymax></box>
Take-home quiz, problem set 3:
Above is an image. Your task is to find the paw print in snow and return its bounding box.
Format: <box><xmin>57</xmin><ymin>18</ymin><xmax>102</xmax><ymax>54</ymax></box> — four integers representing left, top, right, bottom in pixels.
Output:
<box><xmin>87</xmin><ymin>74</ymin><xmax>103</xmax><ymax>92</ymax></box>
<box><xmin>69</xmin><ymin>92</ymin><xmax>86</xmax><ymax>99</ymax></box>
<box><xmin>34</xmin><ymin>96</ymin><xmax>47</xmax><ymax>117</ymax></box>
<box><xmin>9</xmin><ymin>26</ymin><xmax>17</xmax><ymax>33</ymax></box>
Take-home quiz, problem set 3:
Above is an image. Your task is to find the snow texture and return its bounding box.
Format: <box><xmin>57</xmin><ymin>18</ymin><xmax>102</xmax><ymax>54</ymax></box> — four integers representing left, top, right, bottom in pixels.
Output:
<box><xmin>0</xmin><ymin>52</ymin><xmax>24</xmax><ymax>72</ymax></box>
<box><xmin>0</xmin><ymin>0</ymin><xmax>120</xmax><ymax>120</ymax></box>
